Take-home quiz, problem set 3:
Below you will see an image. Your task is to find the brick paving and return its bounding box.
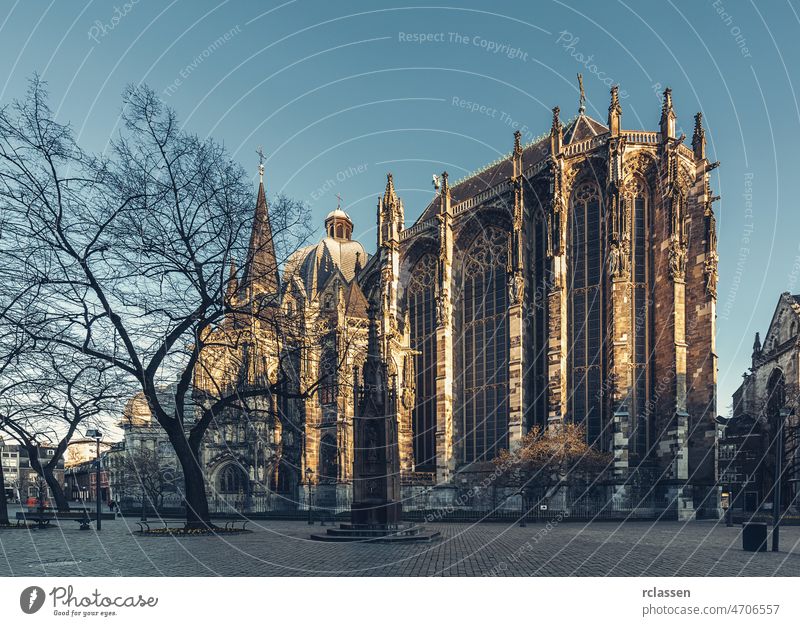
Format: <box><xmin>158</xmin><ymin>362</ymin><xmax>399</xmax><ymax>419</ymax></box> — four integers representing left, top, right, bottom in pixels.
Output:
<box><xmin>2</xmin><ymin>511</ymin><xmax>800</xmax><ymax>576</ymax></box>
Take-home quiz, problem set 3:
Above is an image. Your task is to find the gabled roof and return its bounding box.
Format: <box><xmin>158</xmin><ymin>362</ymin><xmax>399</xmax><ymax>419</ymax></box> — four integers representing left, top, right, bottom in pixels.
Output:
<box><xmin>563</xmin><ymin>112</ymin><xmax>608</xmax><ymax>144</ymax></box>
<box><xmin>759</xmin><ymin>292</ymin><xmax>800</xmax><ymax>352</ymax></box>
<box><xmin>344</xmin><ymin>281</ymin><xmax>369</xmax><ymax>318</ymax></box>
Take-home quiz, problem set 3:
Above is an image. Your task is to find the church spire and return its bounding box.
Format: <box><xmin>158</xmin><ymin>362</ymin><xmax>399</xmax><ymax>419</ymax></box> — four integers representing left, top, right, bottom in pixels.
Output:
<box><xmin>577</xmin><ymin>73</ymin><xmax>586</xmax><ymax>114</ymax></box>
<box><xmin>242</xmin><ymin>156</ymin><xmax>280</xmax><ymax>304</ymax></box>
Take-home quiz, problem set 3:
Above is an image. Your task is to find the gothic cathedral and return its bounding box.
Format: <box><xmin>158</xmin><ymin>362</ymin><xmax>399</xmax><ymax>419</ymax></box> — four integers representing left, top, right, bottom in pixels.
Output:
<box><xmin>197</xmin><ymin>86</ymin><xmax>719</xmax><ymax>520</ymax></box>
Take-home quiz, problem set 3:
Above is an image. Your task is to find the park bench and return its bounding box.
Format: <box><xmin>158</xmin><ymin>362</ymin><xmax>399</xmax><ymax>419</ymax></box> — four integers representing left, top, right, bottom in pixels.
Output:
<box><xmin>16</xmin><ymin>510</ymin><xmax>108</xmax><ymax>530</ymax></box>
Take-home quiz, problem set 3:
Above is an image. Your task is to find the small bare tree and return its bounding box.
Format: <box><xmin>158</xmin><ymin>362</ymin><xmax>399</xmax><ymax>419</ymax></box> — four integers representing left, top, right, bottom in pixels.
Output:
<box><xmin>493</xmin><ymin>423</ymin><xmax>613</xmax><ymax>505</ymax></box>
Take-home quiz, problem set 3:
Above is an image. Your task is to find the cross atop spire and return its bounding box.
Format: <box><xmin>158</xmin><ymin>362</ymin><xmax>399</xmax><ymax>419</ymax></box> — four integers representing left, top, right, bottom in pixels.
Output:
<box><xmin>336</xmin><ymin>192</ymin><xmax>343</xmax><ymax>209</ymax></box>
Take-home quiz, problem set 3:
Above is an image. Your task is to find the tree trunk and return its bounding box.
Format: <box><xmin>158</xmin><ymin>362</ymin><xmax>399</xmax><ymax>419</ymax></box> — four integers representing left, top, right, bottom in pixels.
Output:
<box><xmin>0</xmin><ymin>457</ymin><xmax>9</xmax><ymax>525</ymax></box>
<box><xmin>168</xmin><ymin>427</ymin><xmax>212</xmax><ymax>529</ymax></box>
<box><xmin>43</xmin><ymin>466</ymin><xmax>70</xmax><ymax>512</ymax></box>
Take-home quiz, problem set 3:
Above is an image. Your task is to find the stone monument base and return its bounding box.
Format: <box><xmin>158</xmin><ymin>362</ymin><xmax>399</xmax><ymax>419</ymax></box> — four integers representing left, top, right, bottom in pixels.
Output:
<box><xmin>310</xmin><ymin>522</ymin><xmax>441</xmax><ymax>543</ymax></box>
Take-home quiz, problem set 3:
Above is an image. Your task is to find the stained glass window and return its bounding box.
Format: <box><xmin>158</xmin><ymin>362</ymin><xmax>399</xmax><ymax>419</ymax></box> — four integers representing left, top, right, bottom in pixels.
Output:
<box><xmin>630</xmin><ymin>181</ymin><xmax>652</xmax><ymax>459</ymax></box>
<box><xmin>458</xmin><ymin>227</ymin><xmax>509</xmax><ymax>462</ymax></box>
<box><xmin>407</xmin><ymin>254</ymin><xmax>437</xmax><ymax>470</ymax></box>
<box><xmin>569</xmin><ymin>183</ymin><xmax>604</xmax><ymax>443</ymax></box>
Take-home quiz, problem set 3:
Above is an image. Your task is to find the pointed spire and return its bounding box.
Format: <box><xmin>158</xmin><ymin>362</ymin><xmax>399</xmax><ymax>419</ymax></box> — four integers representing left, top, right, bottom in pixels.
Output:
<box><xmin>513</xmin><ymin>129</ymin><xmax>522</xmax><ymax>155</ymax></box>
<box><xmin>383</xmin><ymin>172</ymin><xmax>397</xmax><ymax>206</ymax></box>
<box><xmin>753</xmin><ymin>331</ymin><xmax>762</xmax><ymax>353</ymax></box>
<box><xmin>692</xmin><ymin>112</ymin><xmax>706</xmax><ymax>159</ymax></box>
<box><xmin>242</xmin><ymin>165</ymin><xmax>280</xmax><ymax>303</ymax></box>
<box><xmin>660</xmin><ymin>87</ymin><xmax>676</xmax><ymax>139</ymax></box>
<box><xmin>608</xmin><ymin>85</ymin><xmax>622</xmax><ymax>136</ymax></box>
<box><xmin>550</xmin><ymin>106</ymin><xmax>563</xmax><ymax>155</ymax></box>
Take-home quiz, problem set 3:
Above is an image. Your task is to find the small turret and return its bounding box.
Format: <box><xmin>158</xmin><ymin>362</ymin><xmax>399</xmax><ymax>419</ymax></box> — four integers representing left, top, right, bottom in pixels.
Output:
<box><xmin>377</xmin><ymin>173</ymin><xmax>403</xmax><ymax>248</ymax></box>
<box><xmin>325</xmin><ymin>194</ymin><xmax>353</xmax><ymax>240</ymax></box>
<box><xmin>752</xmin><ymin>331</ymin><xmax>762</xmax><ymax>365</ymax></box>
<box><xmin>608</xmin><ymin>85</ymin><xmax>622</xmax><ymax>137</ymax></box>
<box><xmin>692</xmin><ymin>112</ymin><xmax>706</xmax><ymax>160</ymax></box>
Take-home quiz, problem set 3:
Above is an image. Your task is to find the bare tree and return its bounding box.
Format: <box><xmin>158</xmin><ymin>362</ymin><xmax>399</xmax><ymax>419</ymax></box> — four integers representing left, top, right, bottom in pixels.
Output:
<box><xmin>118</xmin><ymin>445</ymin><xmax>182</xmax><ymax>512</ymax></box>
<box><xmin>0</xmin><ymin>78</ymin><xmax>334</xmax><ymax>528</ymax></box>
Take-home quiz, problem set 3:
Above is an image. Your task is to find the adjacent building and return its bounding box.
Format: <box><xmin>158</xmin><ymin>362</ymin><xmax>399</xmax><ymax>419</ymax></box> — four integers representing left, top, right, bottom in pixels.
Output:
<box><xmin>723</xmin><ymin>292</ymin><xmax>800</xmax><ymax>513</ymax></box>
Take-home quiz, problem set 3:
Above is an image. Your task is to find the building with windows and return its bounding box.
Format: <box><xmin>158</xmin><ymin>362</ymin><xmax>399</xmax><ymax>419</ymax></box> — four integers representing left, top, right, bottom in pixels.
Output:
<box><xmin>724</xmin><ymin>292</ymin><xmax>800</xmax><ymax>514</ymax></box>
<box><xmin>1</xmin><ymin>439</ymin><xmax>64</xmax><ymax>504</ymax></box>
<box><xmin>197</xmin><ymin>85</ymin><xmax>719</xmax><ymax>519</ymax></box>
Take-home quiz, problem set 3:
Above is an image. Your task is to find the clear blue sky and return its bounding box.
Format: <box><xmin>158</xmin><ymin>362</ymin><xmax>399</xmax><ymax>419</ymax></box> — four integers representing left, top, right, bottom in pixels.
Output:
<box><xmin>1</xmin><ymin>0</ymin><xmax>798</xmax><ymax>413</ymax></box>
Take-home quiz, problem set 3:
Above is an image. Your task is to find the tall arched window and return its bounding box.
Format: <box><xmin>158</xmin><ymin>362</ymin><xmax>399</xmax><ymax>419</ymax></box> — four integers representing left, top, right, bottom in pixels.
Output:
<box><xmin>459</xmin><ymin>226</ymin><xmax>509</xmax><ymax>463</ymax></box>
<box><xmin>569</xmin><ymin>182</ymin><xmax>605</xmax><ymax>444</ymax></box>
<box><xmin>530</xmin><ymin>209</ymin><xmax>549</xmax><ymax>429</ymax></box>
<box><xmin>407</xmin><ymin>254</ymin><xmax>437</xmax><ymax>470</ymax></box>
<box><xmin>630</xmin><ymin>180</ymin><xmax>652</xmax><ymax>459</ymax></box>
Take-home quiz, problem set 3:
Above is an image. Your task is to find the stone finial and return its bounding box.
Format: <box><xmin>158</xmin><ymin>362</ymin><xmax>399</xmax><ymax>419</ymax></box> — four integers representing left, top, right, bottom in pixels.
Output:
<box><xmin>660</xmin><ymin>87</ymin><xmax>676</xmax><ymax>140</ymax></box>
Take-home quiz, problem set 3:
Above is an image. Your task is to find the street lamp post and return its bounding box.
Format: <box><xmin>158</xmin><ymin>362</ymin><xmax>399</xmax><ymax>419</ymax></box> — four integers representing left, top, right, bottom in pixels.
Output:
<box><xmin>86</xmin><ymin>429</ymin><xmax>103</xmax><ymax>531</ymax></box>
<box><xmin>305</xmin><ymin>467</ymin><xmax>314</xmax><ymax>525</ymax></box>
<box><xmin>771</xmin><ymin>408</ymin><xmax>790</xmax><ymax>552</ymax></box>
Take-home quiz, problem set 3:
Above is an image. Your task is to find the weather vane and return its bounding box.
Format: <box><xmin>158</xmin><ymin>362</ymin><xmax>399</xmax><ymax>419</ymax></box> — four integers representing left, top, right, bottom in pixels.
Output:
<box><xmin>336</xmin><ymin>192</ymin><xmax>343</xmax><ymax>208</ymax></box>
<box><xmin>256</xmin><ymin>145</ymin><xmax>265</xmax><ymax>182</ymax></box>
<box><xmin>577</xmin><ymin>73</ymin><xmax>586</xmax><ymax>113</ymax></box>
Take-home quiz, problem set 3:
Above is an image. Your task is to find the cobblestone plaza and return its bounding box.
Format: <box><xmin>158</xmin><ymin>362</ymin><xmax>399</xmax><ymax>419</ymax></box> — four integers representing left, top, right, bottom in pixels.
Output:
<box><xmin>3</xmin><ymin>513</ymin><xmax>800</xmax><ymax>577</ymax></box>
